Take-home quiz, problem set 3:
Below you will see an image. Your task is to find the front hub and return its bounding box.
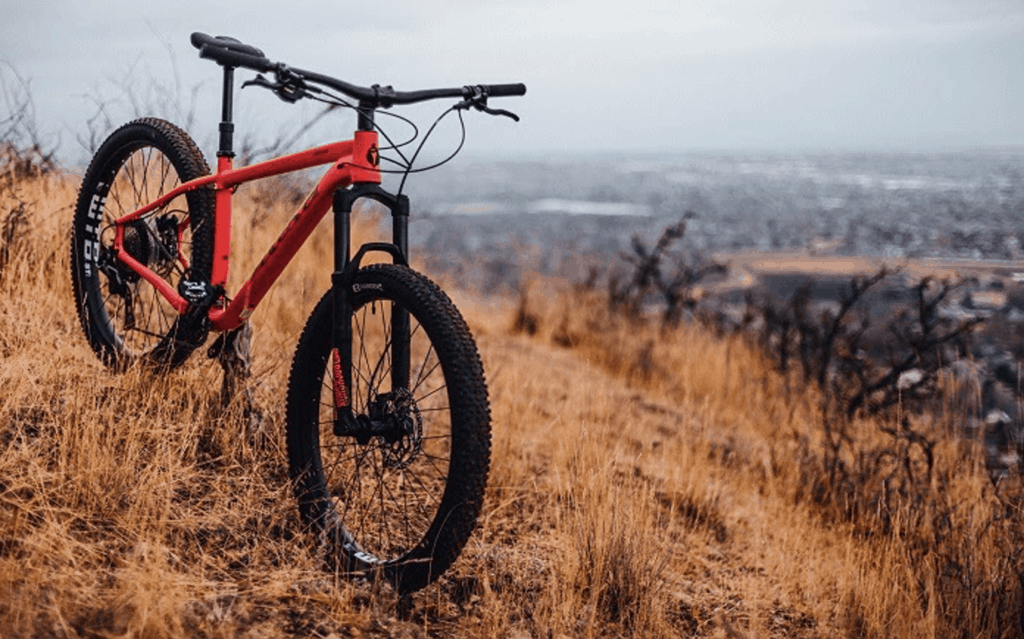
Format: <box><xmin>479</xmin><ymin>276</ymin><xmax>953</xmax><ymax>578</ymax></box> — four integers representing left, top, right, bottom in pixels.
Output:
<box><xmin>334</xmin><ymin>388</ymin><xmax>423</xmax><ymax>469</ymax></box>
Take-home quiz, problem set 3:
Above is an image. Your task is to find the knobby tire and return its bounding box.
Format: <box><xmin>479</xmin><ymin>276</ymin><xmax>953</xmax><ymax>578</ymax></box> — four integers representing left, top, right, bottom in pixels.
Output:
<box><xmin>285</xmin><ymin>264</ymin><xmax>491</xmax><ymax>593</ymax></box>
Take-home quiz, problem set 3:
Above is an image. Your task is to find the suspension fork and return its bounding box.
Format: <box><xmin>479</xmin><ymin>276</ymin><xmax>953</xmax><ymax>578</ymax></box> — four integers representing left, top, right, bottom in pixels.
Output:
<box><xmin>331</xmin><ymin>184</ymin><xmax>410</xmax><ymax>435</ymax></box>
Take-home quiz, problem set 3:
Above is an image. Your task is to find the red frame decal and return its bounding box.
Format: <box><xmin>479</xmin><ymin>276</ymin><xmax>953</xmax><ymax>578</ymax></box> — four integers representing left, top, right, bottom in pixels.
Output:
<box><xmin>331</xmin><ymin>348</ymin><xmax>349</xmax><ymax>410</ymax></box>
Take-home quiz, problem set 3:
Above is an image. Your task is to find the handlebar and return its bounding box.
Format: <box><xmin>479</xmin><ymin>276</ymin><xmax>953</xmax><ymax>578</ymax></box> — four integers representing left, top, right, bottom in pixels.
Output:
<box><xmin>190</xmin><ymin>32</ymin><xmax>526</xmax><ymax>108</ymax></box>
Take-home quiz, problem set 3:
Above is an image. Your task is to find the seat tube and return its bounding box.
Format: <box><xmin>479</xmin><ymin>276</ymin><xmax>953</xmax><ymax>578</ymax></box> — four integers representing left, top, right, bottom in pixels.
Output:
<box><xmin>213</xmin><ymin>65</ymin><xmax>237</xmax><ymax>288</ymax></box>
<box><xmin>212</xmin><ymin>156</ymin><xmax>233</xmax><ymax>287</ymax></box>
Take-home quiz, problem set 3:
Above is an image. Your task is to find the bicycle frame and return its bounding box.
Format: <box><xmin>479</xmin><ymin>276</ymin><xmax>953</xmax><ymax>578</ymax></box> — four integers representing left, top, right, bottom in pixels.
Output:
<box><xmin>109</xmin><ymin>129</ymin><xmax>385</xmax><ymax>333</ymax></box>
<box><xmin>64</xmin><ymin>33</ymin><xmax>518</xmax><ymax>590</ymax></box>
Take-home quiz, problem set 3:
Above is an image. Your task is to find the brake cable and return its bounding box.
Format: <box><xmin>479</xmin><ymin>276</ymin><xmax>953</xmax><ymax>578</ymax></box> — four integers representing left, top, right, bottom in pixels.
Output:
<box><xmin>241</xmin><ymin>70</ymin><xmax>518</xmax><ymax>197</ymax></box>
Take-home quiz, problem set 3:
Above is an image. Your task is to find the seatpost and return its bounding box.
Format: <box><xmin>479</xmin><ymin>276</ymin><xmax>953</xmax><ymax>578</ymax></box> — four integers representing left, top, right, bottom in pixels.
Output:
<box><xmin>211</xmin><ymin>65</ymin><xmax>236</xmax><ymax>290</ymax></box>
<box><xmin>218</xmin><ymin>66</ymin><xmax>235</xmax><ymax>157</ymax></box>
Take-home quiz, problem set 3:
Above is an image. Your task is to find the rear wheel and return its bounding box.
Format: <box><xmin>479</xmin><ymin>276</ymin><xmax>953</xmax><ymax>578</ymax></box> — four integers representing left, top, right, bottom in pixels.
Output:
<box><xmin>286</xmin><ymin>264</ymin><xmax>491</xmax><ymax>593</ymax></box>
<box><xmin>70</xmin><ymin>117</ymin><xmax>214</xmax><ymax>369</ymax></box>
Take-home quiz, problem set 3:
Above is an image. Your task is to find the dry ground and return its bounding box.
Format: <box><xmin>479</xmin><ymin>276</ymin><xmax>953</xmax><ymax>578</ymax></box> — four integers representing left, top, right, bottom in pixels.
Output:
<box><xmin>1</xmin><ymin>169</ymin><xmax>1022</xmax><ymax>638</ymax></box>
<box><xmin>712</xmin><ymin>248</ymin><xmax>1024</xmax><ymax>290</ymax></box>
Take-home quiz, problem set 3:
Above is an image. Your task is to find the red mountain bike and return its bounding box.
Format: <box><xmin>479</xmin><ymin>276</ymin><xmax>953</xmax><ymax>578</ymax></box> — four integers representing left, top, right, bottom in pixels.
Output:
<box><xmin>69</xmin><ymin>33</ymin><xmax>525</xmax><ymax>592</ymax></box>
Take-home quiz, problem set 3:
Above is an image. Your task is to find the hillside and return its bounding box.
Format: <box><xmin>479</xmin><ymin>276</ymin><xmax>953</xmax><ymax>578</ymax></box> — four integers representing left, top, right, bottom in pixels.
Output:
<box><xmin>2</xmin><ymin>164</ymin><xmax>1024</xmax><ymax>638</ymax></box>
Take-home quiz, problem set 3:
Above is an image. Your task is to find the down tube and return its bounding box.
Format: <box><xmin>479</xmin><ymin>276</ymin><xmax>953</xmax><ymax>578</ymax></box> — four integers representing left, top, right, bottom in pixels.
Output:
<box><xmin>209</xmin><ymin>181</ymin><xmax>339</xmax><ymax>332</ymax></box>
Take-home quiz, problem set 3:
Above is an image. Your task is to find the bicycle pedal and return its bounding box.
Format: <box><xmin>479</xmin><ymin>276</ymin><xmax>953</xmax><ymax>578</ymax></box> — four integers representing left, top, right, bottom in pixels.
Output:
<box><xmin>179</xmin><ymin>279</ymin><xmax>218</xmax><ymax>305</ymax></box>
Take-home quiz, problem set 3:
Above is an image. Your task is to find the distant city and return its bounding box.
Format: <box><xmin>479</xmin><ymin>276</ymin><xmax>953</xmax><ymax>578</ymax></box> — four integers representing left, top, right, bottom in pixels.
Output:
<box><xmin>397</xmin><ymin>149</ymin><xmax>1024</xmax><ymax>287</ymax></box>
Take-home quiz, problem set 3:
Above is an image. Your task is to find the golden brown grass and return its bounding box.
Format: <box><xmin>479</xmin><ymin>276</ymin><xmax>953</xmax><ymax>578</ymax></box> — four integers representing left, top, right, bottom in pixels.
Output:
<box><xmin>510</xmin><ymin>276</ymin><xmax>1024</xmax><ymax>638</ymax></box>
<box><xmin>1</xmin><ymin>165</ymin><xmax>1022</xmax><ymax>638</ymax></box>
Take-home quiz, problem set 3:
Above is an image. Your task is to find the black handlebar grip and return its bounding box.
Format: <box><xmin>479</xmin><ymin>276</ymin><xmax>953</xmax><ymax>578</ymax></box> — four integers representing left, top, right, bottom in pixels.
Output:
<box><xmin>484</xmin><ymin>83</ymin><xmax>527</xmax><ymax>97</ymax></box>
<box><xmin>198</xmin><ymin>45</ymin><xmax>273</xmax><ymax>72</ymax></box>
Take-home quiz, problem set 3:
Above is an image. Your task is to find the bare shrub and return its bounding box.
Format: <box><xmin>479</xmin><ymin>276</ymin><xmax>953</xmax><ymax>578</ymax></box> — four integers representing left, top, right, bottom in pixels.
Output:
<box><xmin>508</xmin><ymin>215</ymin><xmax>1024</xmax><ymax>637</ymax></box>
<box><xmin>509</xmin><ymin>286</ymin><xmax>539</xmax><ymax>336</ymax></box>
<box><xmin>0</xmin><ymin>64</ymin><xmax>55</xmax><ymax>173</ymax></box>
<box><xmin>0</xmin><ymin>199</ymin><xmax>29</xmax><ymax>281</ymax></box>
<box><xmin>0</xmin><ymin>144</ymin><xmax>55</xmax><ymax>286</ymax></box>
<box><xmin>727</xmin><ymin>271</ymin><xmax>1024</xmax><ymax>638</ymax></box>
<box><xmin>610</xmin><ymin>212</ymin><xmax>726</xmax><ymax>326</ymax></box>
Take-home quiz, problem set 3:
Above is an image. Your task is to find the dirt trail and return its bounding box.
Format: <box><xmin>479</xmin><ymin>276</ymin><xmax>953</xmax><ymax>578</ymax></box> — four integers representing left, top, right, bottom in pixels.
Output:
<box><xmin>712</xmin><ymin>249</ymin><xmax>1024</xmax><ymax>290</ymax></box>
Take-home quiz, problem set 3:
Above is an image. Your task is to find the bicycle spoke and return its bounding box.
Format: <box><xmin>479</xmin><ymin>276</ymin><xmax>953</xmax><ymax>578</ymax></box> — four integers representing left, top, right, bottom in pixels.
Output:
<box><xmin>353</xmin><ymin>309</ymin><xmax>374</xmax><ymax>408</ymax></box>
<box><xmin>418</xmin><ymin>452</ymin><xmax>450</xmax><ymax>481</ymax></box>
<box><xmin>125</xmin><ymin>323</ymin><xmax>170</xmax><ymax>341</ymax></box>
<box><xmin>110</xmin><ymin>185</ymin><xmax>127</xmax><ymax>218</ymax></box>
<box><xmin>317</xmin><ymin>444</ymin><xmax>380</xmax><ymax>462</ymax></box>
<box><xmin>142</xmin><ymin>147</ymin><xmax>152</xmax><ymax>205</ymax></box>
<box><xmin>380</xmin><ymin>301</ymin><xmax>392</xmax><ymax>388</ymax></box>
<box><xmin>354</xmin><ymin>444</ymin><xmax>382</xmax><ymax>544</ymax></box>
<box><xmin>397</xmin><ymin>463</ymin><xmax>443</xmax><ymax>511</ymax></box>
<box><xmin>414</xmin><ymin>383</ymin><xmax>447</xmax><ymax>404</ymax></box>
<box><xmin>402</xmin><ymin>472</ymin><xmax>412</xmax><ymax>544</ymax></box>
<box><xmin>372</xmin><ymin>447</ymin><xmax>391</xmax><ymax>554</ymax></box>
<box><xmin>138</xmin><ymin>287</ymin><xmax>160</xmax><ymax>341</ymax></box>
<box><xmin>334</xmin><ymin>448</ymin><xmax>370</xmax><ymax>526</ymax></box>
<box><xmin>411</xmin><ymin>333</ymin><xmax>434</xmax><ymax>389</ymax></box>
<box><xmin>363</xmin><ymin>300</ymin><xmax>392</xmax><ymax>400</ymax></box>
<box><xmin>127</xmin><ymin>153</ymin><xmax>144</xmax><ymax>206</ymax></box>
<box><xmin>328</xmin><ymin>439</ymin><xmax>372</xmax><ymax>498</ymax></box>
<box><xmin>377</xmin><ymin>463</ymin><xmax>406</xmax><ymax>551</ymax></box>
<box><xmin>157</xmin><ymin>152</ymin><xmax>170</xmax><ymax>196</ymax></box>
<box><xmin>412</xmin><ymin>358</ymin><xmax>442</xmax><ymax>395</ymax></box>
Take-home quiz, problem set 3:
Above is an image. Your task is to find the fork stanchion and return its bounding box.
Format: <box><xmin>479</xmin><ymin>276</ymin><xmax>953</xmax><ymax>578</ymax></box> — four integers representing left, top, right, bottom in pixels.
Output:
<box><xmin>331</xmin><ymin>188</ymin><xmax>354</xmax><ymax>433</ymax></box>
<box><xmin>391</xmin><ymin>194</ymin><xmax>411</xmax><ymax>392</ymax></box>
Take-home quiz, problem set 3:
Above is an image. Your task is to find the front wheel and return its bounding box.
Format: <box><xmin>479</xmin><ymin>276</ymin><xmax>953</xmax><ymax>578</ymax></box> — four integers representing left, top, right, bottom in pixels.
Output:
<box><xmin>285</xmin><ymin>264</ymin><xmax>491</xmax><ymax>593</ymax></box>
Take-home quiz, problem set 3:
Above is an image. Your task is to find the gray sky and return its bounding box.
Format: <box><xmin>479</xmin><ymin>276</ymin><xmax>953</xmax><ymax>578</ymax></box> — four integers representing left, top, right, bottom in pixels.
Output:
<box><xmin>3</xmin><ymin>0</ymin><xmax>1023</xmax><ymax>162</ymax></box>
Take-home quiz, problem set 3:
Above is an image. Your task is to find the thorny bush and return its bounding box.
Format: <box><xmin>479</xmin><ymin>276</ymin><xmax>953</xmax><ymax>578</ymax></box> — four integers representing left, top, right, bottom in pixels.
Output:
<box><xmin>0</xmin><ymin>144</ymin><xmax>54</xmax><ymax>282</ymax></box>
<box><xmin>515</xmin><ymin>215</ymin><xmax>1024</xmax><ymax>637</ymax></box>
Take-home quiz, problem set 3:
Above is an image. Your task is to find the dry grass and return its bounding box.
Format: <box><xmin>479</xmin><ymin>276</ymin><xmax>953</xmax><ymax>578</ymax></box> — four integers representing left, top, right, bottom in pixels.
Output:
<box><xmin>509</xmin><ymin>274</ymin><xmax>1024</xmax><ymax>638</ymax></box>
<box><xmin>1</xmin><ymin>163</ymin><xmax>1023</xmax><ymax>638</ymax></box>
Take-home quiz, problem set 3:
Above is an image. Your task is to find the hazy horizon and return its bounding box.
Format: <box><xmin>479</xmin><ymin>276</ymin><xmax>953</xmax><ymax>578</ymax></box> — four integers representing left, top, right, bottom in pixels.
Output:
<box><xmin>3</xmin><ymin>1</ymin><xmax>1022</xmax><ymax>164</ymax></box>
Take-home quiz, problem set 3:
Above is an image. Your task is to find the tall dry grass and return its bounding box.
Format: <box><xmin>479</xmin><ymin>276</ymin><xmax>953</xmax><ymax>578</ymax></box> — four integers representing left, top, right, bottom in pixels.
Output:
<box><xmin>0</xmin><ymin>166</ymin><xmax>387</xmax><ymax>637</ymax></box>
<box><xmin>511</xmin><ymin>276</ymin><xmax>1024</xmax><ymax>638</ymax></box>
<box><xmin>2</xmin><ymin>152</ymin><xmax>1023</xmax><ymax>638</ymax></box>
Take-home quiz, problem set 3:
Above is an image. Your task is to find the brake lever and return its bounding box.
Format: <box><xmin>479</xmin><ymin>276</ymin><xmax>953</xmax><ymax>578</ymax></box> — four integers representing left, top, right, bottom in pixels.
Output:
<box><xmin>479</xmin><ymin>105</ymin><xmax>520</xmax><ymax>122</ymax></box>
<box><xmin>453</xmin><ymin>93</ymin><xmax>520</xmax><ymax>122</ymax></box>
<box><xmin>241</xmin><ymin>74</ymin><xmax>276</xmax><ymax>91</ymax></box>
<box><xmin>241</xmin><ymin>73</ymin><xmax>306</xmax><ymax>103</ymax></box>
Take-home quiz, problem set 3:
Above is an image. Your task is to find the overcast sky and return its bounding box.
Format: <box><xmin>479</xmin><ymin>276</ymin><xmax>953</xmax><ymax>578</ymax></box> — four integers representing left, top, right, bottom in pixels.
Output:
<box><xmin>3</xmin><ymin>0</ymin><xmax>1023</xmax><ymax>163</ymax></box>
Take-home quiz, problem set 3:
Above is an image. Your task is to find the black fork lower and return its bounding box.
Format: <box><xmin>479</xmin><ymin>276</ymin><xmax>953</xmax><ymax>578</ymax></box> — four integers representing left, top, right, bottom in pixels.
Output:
<box><xmin>331</xmin><ymin>184</ymin><xmax>411</xmax><ymax>436</ymax></box>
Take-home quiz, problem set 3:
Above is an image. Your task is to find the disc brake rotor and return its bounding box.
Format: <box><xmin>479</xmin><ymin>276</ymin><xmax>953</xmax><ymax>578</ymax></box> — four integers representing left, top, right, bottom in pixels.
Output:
<box><xmin>366</xmin><ymin>388</ymin><xmax>424</xmax><ymax>469</ymax></box>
